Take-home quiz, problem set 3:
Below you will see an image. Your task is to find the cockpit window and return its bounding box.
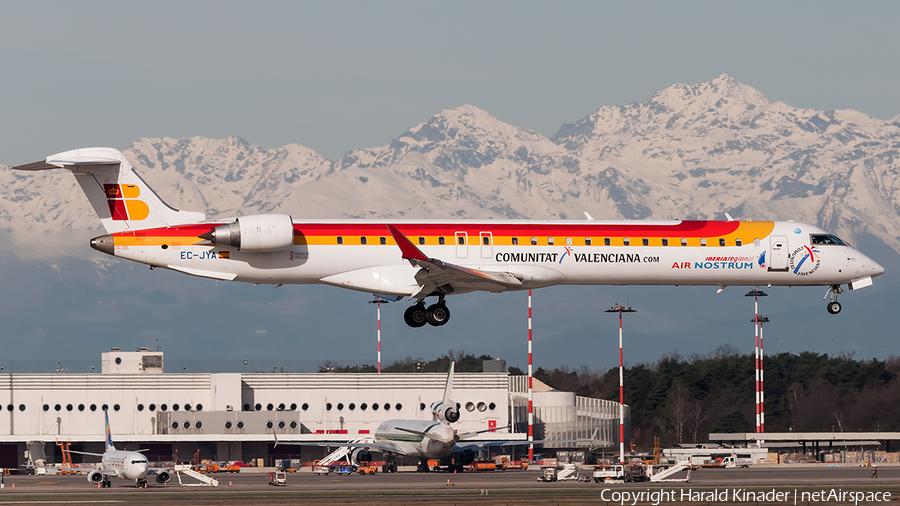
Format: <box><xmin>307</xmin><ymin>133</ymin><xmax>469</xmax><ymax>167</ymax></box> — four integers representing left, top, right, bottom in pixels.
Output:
<box><xmin>131</xmin><ymin>460</ymin><xmax>146</xmax><ymax>464</ymax></box>
<box><xmin>811</xmin><ymin>234</ymin><xmax>848</xmax><ymax>246</ymax></box>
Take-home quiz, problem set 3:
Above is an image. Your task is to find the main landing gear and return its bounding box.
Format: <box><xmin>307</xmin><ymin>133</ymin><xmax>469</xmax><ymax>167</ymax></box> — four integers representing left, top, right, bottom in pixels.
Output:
<box><xmin>404</xmin><ymin>296</ymin><xmax>451</xmax><ymax>328</ymax></box>
<box><xmin>825</xmin><ymin>284</ymin><xmax>843</xmax><ymax>314</ymax></box>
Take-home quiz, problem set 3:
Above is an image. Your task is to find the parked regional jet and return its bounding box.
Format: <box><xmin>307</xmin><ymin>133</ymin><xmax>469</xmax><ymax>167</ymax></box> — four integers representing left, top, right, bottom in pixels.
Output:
<box><xmin>13</xmin><ymin>148</ymin><xmax>884</xmax><ymax>326</ymax></box>
<box><xmin>67</xmin><ymin>408</ymin><xmax>171</xmax><ymax>488</ymax></box>
<box><xmin>281</xmin><ymin>362</ymin><xmax>549</xmax><ymax>472</ymax></box>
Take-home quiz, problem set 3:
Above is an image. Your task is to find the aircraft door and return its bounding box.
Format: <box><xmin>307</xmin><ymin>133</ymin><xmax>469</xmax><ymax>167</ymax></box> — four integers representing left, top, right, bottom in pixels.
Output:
<box><xmin>455</xmin><ymin>232</ymin><xmax>468</xmax><ymax>259</ymax></box>
<box><xmin>768</xmin><ymin>236</ymin><xmax>788</xmax><ymax>271</ymax></box>
<box><xmin>479</xmin><ymin>232</ymin><xmax>493</xmax><ymax>259</ymax></box>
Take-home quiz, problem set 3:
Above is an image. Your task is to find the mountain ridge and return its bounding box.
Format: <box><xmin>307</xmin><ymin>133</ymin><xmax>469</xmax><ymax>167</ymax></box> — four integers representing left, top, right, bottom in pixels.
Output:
<box><xmin>3</xmin><ymin>74</ymin><xmax>900</xmax><ymax>256</ymax></box>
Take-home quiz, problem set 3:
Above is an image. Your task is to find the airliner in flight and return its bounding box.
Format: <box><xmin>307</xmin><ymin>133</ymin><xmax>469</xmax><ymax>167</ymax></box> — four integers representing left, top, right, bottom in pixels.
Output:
<box><xmin>283</xmin><ymin>363</ymin><xmax>548</xmax><ymax>472</ymax></box>
<box><xmin>68</xmin><ymin>409</ymin><xmax>171</xmax><ymax>488</ymax></box>
<box><xmin>13</xmin><ymin>148</ymin><xmax>884</xmax><ymax>327</ymax></box>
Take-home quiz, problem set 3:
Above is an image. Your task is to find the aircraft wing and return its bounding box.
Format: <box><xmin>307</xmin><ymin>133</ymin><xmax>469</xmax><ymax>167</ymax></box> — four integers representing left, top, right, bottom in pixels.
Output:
<box><xmin>66</xmin><ymin>449</ymin><xmax>105</xmax><ymax>457</ymax></box>
<box><xmin>277</xmin><ymin>440</ymin><xmax>404</xmax><ymax>455</ymax></box>
<box><xmin>386</xmin><ymin>226</ymin><xmax>523</xmax><ymax>296</ymax></box>
<box><xmin>455</xmin><ymin>438</ymin><xmax>599</xmax><ymax>452</ymax></box>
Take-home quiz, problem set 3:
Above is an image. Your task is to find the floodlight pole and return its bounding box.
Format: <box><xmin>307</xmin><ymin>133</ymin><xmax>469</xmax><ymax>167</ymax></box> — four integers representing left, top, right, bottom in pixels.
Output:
<box><xmin>527</xmin><ymin>289</ymin><xmax>534</xmax><ymax>463</ymax></box>
<box><xmin>606</xmin><ymin>304</ymin><xmax>636</xmax><ymax>465</ymax></box>
<box><xmin>756</xmin><ymin>315</ymin><xmax>770</xmax><ymax>433</ymax></box>
<box><xmin>369</xmin><ymin>296</ymin><xmax>391</xmax><ymax>373</ymax></box>
<box><xmin>745</xmin><ymin>289</ymin><xmax>767</xmax><ymax>434</ymax></box>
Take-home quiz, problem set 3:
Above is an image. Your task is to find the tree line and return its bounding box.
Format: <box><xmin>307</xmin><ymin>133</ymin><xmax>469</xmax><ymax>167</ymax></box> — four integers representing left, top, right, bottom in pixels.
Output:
<box><xmin>320</xmin><ymin>346</ymin><xmax>900</xmax><ymax>450</ymax></box>
<box><xmin>531</xmin><ymin>345</ymin><xmax>900</xmax><ymax>449</ymax></box>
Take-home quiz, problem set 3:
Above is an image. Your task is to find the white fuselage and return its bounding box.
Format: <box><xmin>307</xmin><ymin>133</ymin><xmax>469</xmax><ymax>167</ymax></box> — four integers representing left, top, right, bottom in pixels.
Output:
<box><xmin>102</xmin><ymin>451</ymin><xmax>149</xmax><ymax>481</ymax></box>
<box><xmin>373</xmin><ymin>420</ymin><xmax>457</xmax><ymax>459</ymax></box>
<box><xmin>110</xmin><ymin>219</ymin><xmax>884</xmax><ymax>295</ymax></box>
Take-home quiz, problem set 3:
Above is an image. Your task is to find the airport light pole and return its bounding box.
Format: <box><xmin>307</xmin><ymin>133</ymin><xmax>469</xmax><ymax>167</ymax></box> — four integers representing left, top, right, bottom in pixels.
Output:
<box><xmin>369</xmin><ymin>296</ymin><xmax>391</xmax><ymax>373</ymax></box>
<box><xmin>527</xmin><ymin>289</ymin><xmax>534</xmax><ymax>463</ymax></box>
<box><xmin>605</xmin><ymin>303</ymin><xmax>636</xmax><ymax>465</ymax></box>
<box><xmin>756</xmin><ymin>315</ymin><xmax>770</xmax><ymax>433</ymax></box>
<box><xmin>745</xmin><ymin>289</ymin><xmax>767</xmax><ymax>434</ymax></box>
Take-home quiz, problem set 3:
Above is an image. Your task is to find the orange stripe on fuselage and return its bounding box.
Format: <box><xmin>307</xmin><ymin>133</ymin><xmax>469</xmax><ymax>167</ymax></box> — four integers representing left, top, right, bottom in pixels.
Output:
<box><xmin>107</xmin><ymin>221</ymin><xmax>776</xmax><ymax>248</ymax></box>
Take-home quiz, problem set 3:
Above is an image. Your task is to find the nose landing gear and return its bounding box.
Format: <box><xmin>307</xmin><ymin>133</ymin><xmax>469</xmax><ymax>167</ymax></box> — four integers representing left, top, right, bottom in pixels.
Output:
<box><xmin>824</xmin><ymin>284</ymin><xmax>844</xmax><ymax>314</ymax></box>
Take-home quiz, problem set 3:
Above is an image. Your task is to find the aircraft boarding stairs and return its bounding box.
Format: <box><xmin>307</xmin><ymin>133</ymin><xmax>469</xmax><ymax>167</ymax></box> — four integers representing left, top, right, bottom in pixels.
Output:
<box><xmin>173</xmin><ymin>464</ymin><xmax>219</xmax><ymax>487</ymax></box>
<box><xmin>314</xmin><ymin>437</ymin><xmax>374</xmax><ymax>474</ymax></box>
<box><xmin>648</xmin><ymin>461</ymin><xmax>691</xmax><ymax>483</ymax></box>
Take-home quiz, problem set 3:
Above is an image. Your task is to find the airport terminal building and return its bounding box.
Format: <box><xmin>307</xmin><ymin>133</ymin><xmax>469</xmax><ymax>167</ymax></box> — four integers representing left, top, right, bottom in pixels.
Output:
<box><xmin>0</xmin><ymin>349</ymin><xmax>627</xmax><ymax>467</ymax></box>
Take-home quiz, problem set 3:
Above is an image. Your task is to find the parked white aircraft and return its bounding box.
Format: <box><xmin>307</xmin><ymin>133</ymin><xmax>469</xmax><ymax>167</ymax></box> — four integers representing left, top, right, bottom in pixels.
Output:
<box><xmin>282</xmin><ymin>362</ymin><xmax>547</xmax><ymax>472</ymax></box>
<box><xmin>68</xmin><ymin>409</ymin><xmax>171</xmax><ymax>488</ymax></box>
<box><xmin>13</xmin><ymin>148</ymin><xmax>884</xmax><ymax>326</ymax></box>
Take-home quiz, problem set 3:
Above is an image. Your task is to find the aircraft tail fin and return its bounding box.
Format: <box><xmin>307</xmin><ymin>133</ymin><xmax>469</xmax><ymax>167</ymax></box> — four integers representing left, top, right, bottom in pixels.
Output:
<box><xmin>104</xmin><ymin>407</ymin><xmax>116</xmax><ymax>452</ymax></box>
<box><xmin>442</xmin><ymin>361</ymin><xmax>455</xmax><ymax>406</ymax></box>
<box><xmin>430</xmin><ymin>361</ymin><xmax>460</xmax><ymax>423</ymax></box>
<box><xmin>12</xmin><ymin>147</ymin><xmax>205</xmax><ymax>233</ymax></box>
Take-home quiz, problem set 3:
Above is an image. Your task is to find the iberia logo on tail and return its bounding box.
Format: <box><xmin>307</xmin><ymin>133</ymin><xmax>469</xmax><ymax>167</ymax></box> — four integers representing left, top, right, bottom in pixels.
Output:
<box><xmin>104</xmin><ymin>184</ymin><xmax>150</xmax><ymax>221</ymax></box>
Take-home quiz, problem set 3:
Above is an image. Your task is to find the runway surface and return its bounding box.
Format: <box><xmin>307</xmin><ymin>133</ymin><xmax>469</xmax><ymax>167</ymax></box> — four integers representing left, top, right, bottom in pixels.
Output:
<box><xmin>0</xmin><ymin>466</ymin><xmax>896</xmax><ymax>506</ymax></box>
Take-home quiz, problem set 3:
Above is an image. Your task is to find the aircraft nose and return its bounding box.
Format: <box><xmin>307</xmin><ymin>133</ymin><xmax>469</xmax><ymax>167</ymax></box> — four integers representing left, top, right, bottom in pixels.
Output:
<box><xmin>873</xmin><ymin>260</ymin><xmax>885</xmax><ymax>277</ymax></box>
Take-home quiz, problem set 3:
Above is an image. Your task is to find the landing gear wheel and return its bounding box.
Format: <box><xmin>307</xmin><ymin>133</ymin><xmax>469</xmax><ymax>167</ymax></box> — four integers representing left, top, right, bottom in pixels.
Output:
<box><xmin>827</xmin><ymin>301</ymin><xmax>842</xmax><ymax>314</ymax></box>
<box><xmin>404</xmin><ymin>304</ymin><xmax>428</xmax><ymax>328</ymax></box>
<box><xmin>425</xmin><ymin>303</ymin><xmax>451</xmax><ymax>326</ymax></box>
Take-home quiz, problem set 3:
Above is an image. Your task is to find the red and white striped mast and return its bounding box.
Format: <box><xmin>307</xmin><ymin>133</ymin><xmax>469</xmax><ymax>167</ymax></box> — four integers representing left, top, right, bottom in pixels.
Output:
<box><xmin>606</xmin><ymin>303</ymin><xmax>636</xmax><ymax>465</ymax></box>
<box><xmin>369</xmin><ymin>296</ymin><xmax>391</xmax><ymax>373</ymax></box>
<box><xmin>757</xmin><ymin>314</ymin><xmax>770</xmax><ymax>433</ymax></box>
<box><xmin>745</xmin><ymin>289</ymin><xmax>767</xmax><ymax>433</ymax></box>
<box><xmin>527</xmin><ymin>289</ymin><xmax>534</xmax><ymax>462</ymax></box>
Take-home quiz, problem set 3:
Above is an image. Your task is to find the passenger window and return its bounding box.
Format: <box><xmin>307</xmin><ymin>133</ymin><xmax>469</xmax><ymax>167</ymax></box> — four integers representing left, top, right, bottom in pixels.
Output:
<box><xmin>604</xmin><ymin>238</ymin><xmax>610</xmax><ymax>246</ymax></box>
<box><xmin>642</xmin><ymin>238</ymin><xmax>649</xmax><ymax>246</ymax></box>
<box><xmin>337</xmin><ymin>236</ymin><xmax>343</xmax><ymax>245</ymax></box>
<box><xmin>753</xmin><ymin>238</ymin><xmax>760</xmax><ymax>247</ymax></box>
<box><xmin>439</xmin><ymin>237</ymin><xmax>445</xmax><ymax>245</ymax></box>
<box><xmin>361</xmin><ymin>237</ymin><xmax>367</xmax><ymax>245</ymax></box>
<box><xmin>548</xmin><ymin>237</ymin><xmax>555</xmax><ymax>245</ymax></box>
<box><xmin>700</xmin><ymin>238</ymin><xmax>707</xmax><ymax>246</ymax></box>
<box><xmin>585</xmin><ymin>238</ymin><xmax>592</xmax><ymax>246</ymax></box>
<box><xmin>419</xmin><ymin>237</ymin><xmax>425</xmax><ymax>245</ymax></box>
<box><xmin>512</xmin><ymin>237</ymin><xmax>519</xmax><ymax>245</ymax></box>
<box><xmin>483</xmin><ymin>236</ymin><xmax>489</xmax><ymax>245</ymax></box>
<box><xmin>566</xmin><ymin>237</ymin><xmax>573</xmax><ymax>246</ymax></box>
<box><xmin>719</xmin><ymin>238</ymin><xmax>726</xmax><ymax>247</ymax></box>
<box><xmin>681</xmin><ymin>238</ymin><xmax>688</xmax><ymax>246</ymax></box>
<box><xmin>380</xmin><ymin>236</ymin><xmax>386</xmax><ymax>245</ymax></box>
<box><xmin>531</xmin><ymin>237</ymin><xmax>537</xmax><ymax>245</ymax></box>
<box><xmin>623</xmin><ymin>238</ymin><xmax>630</xmax><ymax>246</ymax></box>
<box><xmin>736</xmin><ymin>238</ymin><xmax>742</xmax><ymax>247</ymax></box>
<box><xmin>662</xmin><ymin>238</ymin><xmax>669</xmax><ymax>246</ymax></box>
<box><xmin>458</xmin><ymin>236</ymin><xmax>465</xmax><ymax>245</ymax></box>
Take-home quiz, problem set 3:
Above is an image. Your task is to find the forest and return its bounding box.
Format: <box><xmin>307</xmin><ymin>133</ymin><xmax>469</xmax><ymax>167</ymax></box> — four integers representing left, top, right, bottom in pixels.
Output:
<box><xmin>321</xmin><ymin>346</ymin><xmax>900</xmax><ymax>449</ymax></box>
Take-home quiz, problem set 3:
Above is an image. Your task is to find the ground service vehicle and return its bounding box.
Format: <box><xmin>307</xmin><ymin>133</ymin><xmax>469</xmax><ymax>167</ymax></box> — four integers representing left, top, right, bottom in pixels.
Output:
<box><xmin>268</xmin><ymin>472</ymin><xmax>286</xmax><ymax>486</ymax></box>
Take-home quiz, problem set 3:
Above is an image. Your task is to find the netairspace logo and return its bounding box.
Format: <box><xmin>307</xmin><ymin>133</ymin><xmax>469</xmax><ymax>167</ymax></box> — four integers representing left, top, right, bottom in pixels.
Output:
<box><xmin>599</xmin><ymin>489</ymin><xmax>891</xmax><ymax>506</ymax></box>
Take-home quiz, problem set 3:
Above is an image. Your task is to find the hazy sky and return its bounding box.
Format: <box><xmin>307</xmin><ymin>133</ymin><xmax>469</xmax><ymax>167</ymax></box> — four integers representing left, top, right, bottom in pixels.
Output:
<box><xmin>2</xmin><ymin>2</ymin><xmax>900</xmax><ymax>371</ymax></box>
<box><xmin>2</xmin><ymin>1</ymin><xmax>899</xmax><ymax>164</ymax></box>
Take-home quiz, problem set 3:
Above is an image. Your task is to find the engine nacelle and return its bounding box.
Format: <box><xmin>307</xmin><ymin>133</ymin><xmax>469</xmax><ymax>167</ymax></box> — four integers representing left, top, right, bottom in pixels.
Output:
<box><xmin>431</xmin><ymin>401</ymin><xmax>459</xmax><ymax>424</ymax></box>
<box><xmin>155</xmin><ymin>471</ymin><xmax>171</xmax><ymax>483</ymax></box>
<box><xmin>201</xmin><ymin>214</ymin><xmax>294</xmax><ymax>252</ymax></box>
<box><xmin>351</xmin><ymin>448</ymin><xmax>372</xmax><ymax>466</ymax></box>
<box><xmin>87</xmin><ymin>470</ymin><xmax>104</xmax><ymax>484</ymax></box>
<box><xmin>456</xmin><ymin>449</ymin><xmax>475</xmax><ymax>466</ymax></box>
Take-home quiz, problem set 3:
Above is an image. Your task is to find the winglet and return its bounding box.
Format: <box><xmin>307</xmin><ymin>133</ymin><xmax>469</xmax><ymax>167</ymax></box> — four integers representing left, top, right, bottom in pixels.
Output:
<box><xmin>386</xmin><ymin>225</ymin><xmax>429</xmax><ymax>262</ymax></box>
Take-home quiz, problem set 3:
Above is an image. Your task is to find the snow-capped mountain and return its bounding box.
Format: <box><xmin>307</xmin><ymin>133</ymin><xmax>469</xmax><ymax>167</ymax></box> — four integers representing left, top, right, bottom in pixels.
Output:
<box><xmin>3</xmin><ymin>74</ymin><xmax>900</xmax><ymax>255</ymax></box>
